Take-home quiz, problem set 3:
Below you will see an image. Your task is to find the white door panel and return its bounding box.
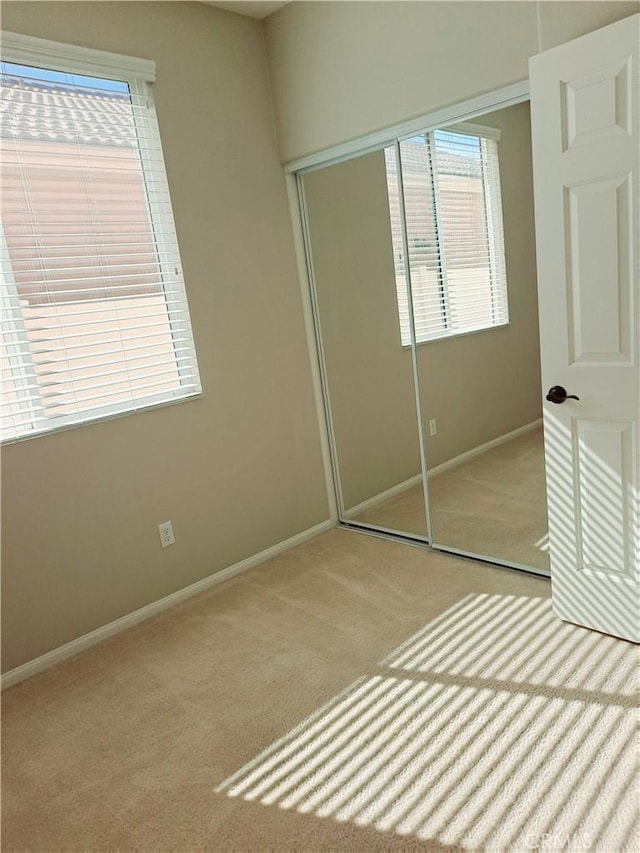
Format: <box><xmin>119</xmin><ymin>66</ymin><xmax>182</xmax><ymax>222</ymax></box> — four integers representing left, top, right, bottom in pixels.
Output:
<box><xmin>530</xmin><ymin>14</ymin><xmax>639</xmax><ymax>641</ymax></box>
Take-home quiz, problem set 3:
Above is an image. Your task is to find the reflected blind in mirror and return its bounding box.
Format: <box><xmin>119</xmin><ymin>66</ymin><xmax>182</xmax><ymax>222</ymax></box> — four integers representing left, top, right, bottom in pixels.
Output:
<box><xmin>385</xmin><ymin>126</ymin><xmax>509</xmax><ymax>345</ymax></box>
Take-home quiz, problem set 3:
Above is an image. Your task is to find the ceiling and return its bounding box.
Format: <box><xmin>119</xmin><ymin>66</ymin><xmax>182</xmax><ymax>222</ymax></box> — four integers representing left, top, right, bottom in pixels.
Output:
<box><xmin>201</xmin><ymin>1</ymin><xmax>290</xmax><ymax>19</ymax></box>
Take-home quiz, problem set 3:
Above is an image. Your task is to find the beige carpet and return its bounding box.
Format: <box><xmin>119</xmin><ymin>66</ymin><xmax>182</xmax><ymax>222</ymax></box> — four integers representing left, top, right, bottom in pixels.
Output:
<box><xmin>355</xmin><ymin>427</ymin><xmax>550</xmax><ymax>571</ymax></box>
<box><xmin>2</xmin><ymin>529</ymin><xmax>637</xmax><ymax>851</ymax></box>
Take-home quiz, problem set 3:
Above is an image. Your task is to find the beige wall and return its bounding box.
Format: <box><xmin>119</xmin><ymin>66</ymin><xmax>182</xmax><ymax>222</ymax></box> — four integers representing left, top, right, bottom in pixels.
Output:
<box><xmin>303</xmin><ymin>101</ymin><xmax>540</xmax><ymax>510</ymax></box>
<box><xmin>0</xmin><ymin>1</ymin><xmax>328</xmax><ymax>672</ymax></box>
<box><xmin>265</xmin><ymin>0</ymin><xmax>639</xmax><ymax>162</ymax></box>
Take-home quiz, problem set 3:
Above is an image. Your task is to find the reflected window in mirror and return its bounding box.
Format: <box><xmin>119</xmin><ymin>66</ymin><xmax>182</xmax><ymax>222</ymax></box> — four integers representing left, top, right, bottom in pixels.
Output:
<box><xmin>385</xmin><ymin>124</ymin><xmax>509</xmax><ymax>346</ymax></box>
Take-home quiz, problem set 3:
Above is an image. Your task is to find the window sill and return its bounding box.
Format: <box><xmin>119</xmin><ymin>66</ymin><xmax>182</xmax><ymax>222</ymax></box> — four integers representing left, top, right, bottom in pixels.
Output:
<box><xmin>1</xmin><ymin>391</ymin><xmax>204</xmax><ymax>446</ymax></box>
<box><xmin>401</xmin><ymin>320</ymin><xmax>511</xmax><ymax>349</ymax></box>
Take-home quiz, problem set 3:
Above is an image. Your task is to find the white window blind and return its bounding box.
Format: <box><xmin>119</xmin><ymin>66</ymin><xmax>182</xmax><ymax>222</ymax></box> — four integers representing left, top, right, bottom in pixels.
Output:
<box><xmin>385</xmin><ymin>126</ymin><xmax>509</xmax><ymax>346</ymax></box>
<box><xmin>1</xmin><ymin>40</ymin><xmax>201</xmax><ymax>442</ymax></box>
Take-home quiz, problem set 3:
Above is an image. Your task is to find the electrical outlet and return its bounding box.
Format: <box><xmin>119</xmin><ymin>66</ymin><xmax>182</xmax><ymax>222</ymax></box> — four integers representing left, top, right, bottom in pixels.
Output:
<box><xmin>158</xmin><ymin>520</ymin><xmax>175</xmax><ymax>548</ymax></box>
<box><xmin>429</xmin><ymin>418</ymin><xmax>437</xmax><ymax>437</ymax></box>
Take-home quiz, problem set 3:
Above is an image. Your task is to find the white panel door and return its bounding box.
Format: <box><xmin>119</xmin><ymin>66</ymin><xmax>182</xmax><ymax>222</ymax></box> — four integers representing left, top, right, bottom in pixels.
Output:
<box><xmin>529</xmin><ymin>14</ymin><xmax>639</xmax><ymax>642</ymax></box>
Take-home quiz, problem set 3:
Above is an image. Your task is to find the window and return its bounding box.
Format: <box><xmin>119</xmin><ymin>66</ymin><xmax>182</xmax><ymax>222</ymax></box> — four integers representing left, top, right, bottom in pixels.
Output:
<box><xmin>384</xmin><ymin>124</ymin><xmax>509</xmax><ymax>346</ymax></box>
<box><xmin>0</xmin><ymin>33</ymin><xmax>201</xmax><ymax>442</ymax></box>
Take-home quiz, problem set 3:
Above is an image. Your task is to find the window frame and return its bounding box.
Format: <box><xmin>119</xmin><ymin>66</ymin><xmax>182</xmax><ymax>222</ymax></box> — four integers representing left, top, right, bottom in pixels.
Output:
<box><xmin>386</xmin><ymin>122</ymin><xmax>510</xmax><ymax>349</ymax></box>
<box><xmin>0</xmin><ymin>31</ymin><xmax>202</xmax><ymax>444</ymax></box>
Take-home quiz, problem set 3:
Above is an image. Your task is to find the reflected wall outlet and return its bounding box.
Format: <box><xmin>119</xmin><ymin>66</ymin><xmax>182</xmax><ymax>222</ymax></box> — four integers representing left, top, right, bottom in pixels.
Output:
<box><xmin>429</xmin><ymin>418</ymin><xmax>437</xmax><ymax>437</ymax></box>
<box><xmin>158</xmin><ymin>520</ymin><xmax>175</xmax><ymax>548</ymax></box>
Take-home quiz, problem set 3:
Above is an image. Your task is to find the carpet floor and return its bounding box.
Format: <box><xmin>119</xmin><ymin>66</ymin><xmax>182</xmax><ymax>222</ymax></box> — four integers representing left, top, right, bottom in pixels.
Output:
<box><xmin>1</xmin><ymin>529</ymin><xmax>637</xmax><ymax>851</ymax></box>
<box><xmin>354</xmin><ymin>427</ymin><xmax>550</xmax><ymax>572</ymax></box>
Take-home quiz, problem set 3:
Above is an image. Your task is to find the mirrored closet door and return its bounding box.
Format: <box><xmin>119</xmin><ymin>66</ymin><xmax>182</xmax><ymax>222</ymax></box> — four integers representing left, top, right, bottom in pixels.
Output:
<box><xmin>299</xmin><ymin>93</ymin><xmax>551</xmax><ymax>574</ymax></box>
<box><xmin>395</xmin><ymin>102</ymin><xmax>550</xmax><ymax>573</ymax></box>
<box><xmin>301</xmin><ymin>152</ymin><xmax>430</xmax><ymax>540</ymax></box>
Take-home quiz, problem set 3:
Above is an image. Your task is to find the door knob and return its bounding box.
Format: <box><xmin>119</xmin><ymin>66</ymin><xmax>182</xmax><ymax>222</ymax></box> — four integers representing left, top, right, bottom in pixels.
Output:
<box><xmin>546</xmin><ymin>385</ymin><xmax>579</xmax><ymax>404</ymax></box>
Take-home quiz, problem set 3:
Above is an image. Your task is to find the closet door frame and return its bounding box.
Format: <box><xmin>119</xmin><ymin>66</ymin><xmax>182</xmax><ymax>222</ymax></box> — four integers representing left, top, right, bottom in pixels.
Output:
<box><xmin>286</xmin><ymin>81</ymin><xmax>547</xmax><ymax>572</ymax></box>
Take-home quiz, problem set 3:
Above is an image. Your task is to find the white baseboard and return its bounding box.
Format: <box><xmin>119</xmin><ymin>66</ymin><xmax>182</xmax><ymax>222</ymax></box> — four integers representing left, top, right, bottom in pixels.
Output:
<box><xmin>344</xmin><ymin>473</ymin><xmax>423</xmax><ymax>519</ymax></box>
<box><xmin>1</xmin><ymin>518</ymin><xmax>334</xmax><ymax>691</ymax></box>
<box><xmin>428</xmin><ymin>419</ymin><xmax>543</xmax><ymax>479</ymax></box>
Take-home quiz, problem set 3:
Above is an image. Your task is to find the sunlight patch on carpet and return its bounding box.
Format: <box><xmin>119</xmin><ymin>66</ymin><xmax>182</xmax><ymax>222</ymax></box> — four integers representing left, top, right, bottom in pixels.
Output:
<box><xmin>215</xmin><ymin>594</ymin><xmax>638</xmax><ymax>851</ymax></box>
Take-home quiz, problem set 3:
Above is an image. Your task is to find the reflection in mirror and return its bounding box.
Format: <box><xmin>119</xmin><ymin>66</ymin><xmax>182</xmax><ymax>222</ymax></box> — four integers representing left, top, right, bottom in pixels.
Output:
<box><xmin>301</xmin><ymin>97</ymin><xmax>550</xmax><ymax>572</ymax></box>
<box><xmin>302</xmin><ymin>153</ymin><xmax>429</xmax><ymax>538</ymax></box>
<box><xmin>389</xmin><ymin>101</ymin><xmax>549</xmax><ymax>570</ymax></box>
